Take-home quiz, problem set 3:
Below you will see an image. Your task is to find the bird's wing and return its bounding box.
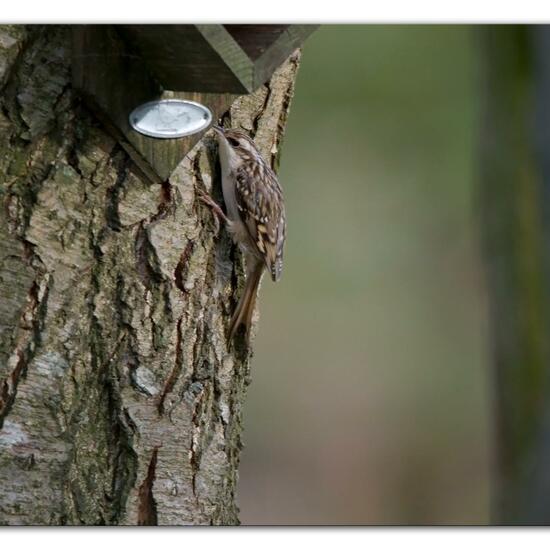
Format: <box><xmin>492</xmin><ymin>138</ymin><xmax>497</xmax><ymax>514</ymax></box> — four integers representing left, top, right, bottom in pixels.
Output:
<box><xmin>234</xmin><ymin>162</ymin><xmax>286</xmax><ymax>281</ymax></box>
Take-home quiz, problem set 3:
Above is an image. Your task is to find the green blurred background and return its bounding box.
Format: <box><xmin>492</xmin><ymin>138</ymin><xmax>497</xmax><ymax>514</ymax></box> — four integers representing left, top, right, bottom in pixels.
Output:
<box><xmin>237</xmin><ymin>25</ymin><xmax>491</xmax><ymax>525</ymax></box>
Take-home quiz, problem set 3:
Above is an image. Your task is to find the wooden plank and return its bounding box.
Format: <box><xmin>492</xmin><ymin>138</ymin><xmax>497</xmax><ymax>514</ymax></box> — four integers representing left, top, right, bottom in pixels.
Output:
<box><xmin>72</xmin><ymin>25</ymin><xmax>164</xmax><ymax>183</ymax></box>
<box><xmin>117</xmin><ymin>25</ymin><xmax>250</xmax><ymax>94</ymax></box>
<box><xmin>224</xmin><ymin>25</ymin><xmax>290</xmax><ymax>60</ymax></box>
<box><xmin>252</xmin><ymin>25</ymin><xmax>318</xmax><ymax>89</ymax></box>
<box><xmin>72</xmin><ymin>26</ymin><xmax>236</xmax><ymax>182</ymax></box>
<box><xmin>71</xmin><ymin>24</ymin><xmax>318</xmax><ymax>180</ymax></box>
<box><xmin>118</xmin><ymin>24</ymin><xmax>318</xmax><ymax>94</ymax></box>
<box><xmin>195</xmin><ymin>24</ymin><xmax>254</xmax><ymax>92</ymax></box>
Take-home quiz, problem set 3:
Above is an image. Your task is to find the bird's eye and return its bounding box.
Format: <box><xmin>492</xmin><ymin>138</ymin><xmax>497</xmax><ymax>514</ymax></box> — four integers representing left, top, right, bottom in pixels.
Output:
<box><xmin>227</xmin><ymin>137</ymin><xmax>240</xmax><ymax>147</ymax></box>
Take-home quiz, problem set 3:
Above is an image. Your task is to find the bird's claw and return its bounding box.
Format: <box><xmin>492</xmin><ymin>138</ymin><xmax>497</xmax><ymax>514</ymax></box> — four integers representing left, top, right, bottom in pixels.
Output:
<box><xmin>196</xmin><ymin>187</ymin><xmax>229</xmax><ymax>233</ymax></box>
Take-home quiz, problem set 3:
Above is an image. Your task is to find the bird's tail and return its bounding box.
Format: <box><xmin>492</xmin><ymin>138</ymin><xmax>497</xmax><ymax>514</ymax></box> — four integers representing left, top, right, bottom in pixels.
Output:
<box><xmin>228</xmin><ymin>260</ymin><xmax>264</xmax><ymax>345</ymax></box>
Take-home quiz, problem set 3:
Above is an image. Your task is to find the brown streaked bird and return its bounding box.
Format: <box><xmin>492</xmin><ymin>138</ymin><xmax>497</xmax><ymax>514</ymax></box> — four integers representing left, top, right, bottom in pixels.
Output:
<box><xmin>198</xmin><ymin>125</ymin><xmax>286</xmax><ymax>345</ymax></box>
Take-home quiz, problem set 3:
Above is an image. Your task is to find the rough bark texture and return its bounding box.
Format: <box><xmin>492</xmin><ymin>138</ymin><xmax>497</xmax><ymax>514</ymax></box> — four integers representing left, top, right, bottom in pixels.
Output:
<box><xmin>0</xmin><ymin>25</ymin><xmax>300</xmax><ymax>525</ymax></box>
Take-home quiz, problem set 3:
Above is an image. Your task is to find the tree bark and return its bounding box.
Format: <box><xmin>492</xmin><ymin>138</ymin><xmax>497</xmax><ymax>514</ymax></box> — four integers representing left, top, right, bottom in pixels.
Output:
<box><xmin>0</xmin><ymin>25</ymin><xmax>300</xmax><ymax>525</ymax></box>
<box><xmin>479</xmin><ymin>25</ymin><xmax>550</xmax><ymax>524</ymax></box>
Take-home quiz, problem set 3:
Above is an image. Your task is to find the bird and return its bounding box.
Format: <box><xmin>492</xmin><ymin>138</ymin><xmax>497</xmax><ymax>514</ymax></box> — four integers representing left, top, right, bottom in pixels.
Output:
<box><xmin>197</xmin><ymin>124</ymin><xmax>286</xmax><ymax>345</ymax></box>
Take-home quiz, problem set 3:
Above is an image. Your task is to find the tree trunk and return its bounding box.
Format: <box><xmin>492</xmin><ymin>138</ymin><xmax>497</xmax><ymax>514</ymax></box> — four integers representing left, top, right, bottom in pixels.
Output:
<box><xmin>0</xmin><ymin>25</ymin><xmax>300</xmax><ymax>525</ymax></box>
<box><xmin>479</xmin><ymin>25</ymin><xmax>550</xmax><ymax>524</ymax></box>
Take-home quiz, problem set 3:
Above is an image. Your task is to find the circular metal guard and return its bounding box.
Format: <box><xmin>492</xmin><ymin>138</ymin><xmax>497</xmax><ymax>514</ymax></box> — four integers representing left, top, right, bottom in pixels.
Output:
<box><xmin>129</xmin><ymin>99</ymin><xmax>212</xmax><ymax>139</ymax></box>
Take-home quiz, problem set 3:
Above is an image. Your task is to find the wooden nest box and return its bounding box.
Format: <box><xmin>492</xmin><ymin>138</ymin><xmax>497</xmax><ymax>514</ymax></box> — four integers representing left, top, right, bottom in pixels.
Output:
<box><xmin>72</xmin><ymin>25</ymin><xmax>317</xmax><ymax>182</ymax></box>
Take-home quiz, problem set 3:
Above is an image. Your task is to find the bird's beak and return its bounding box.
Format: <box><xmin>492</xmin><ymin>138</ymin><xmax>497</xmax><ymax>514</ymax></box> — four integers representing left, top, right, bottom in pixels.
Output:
<box><xmin>212</xmin><ymin>124</ymin><xmax>225</xmax><ymax>135</ymax></box>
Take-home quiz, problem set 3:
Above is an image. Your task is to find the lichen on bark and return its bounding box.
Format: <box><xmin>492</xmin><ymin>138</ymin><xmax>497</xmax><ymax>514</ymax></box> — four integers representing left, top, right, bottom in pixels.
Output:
<box><xmin>0</xmin><ymin>25</ymin><xmax>300</xmax><ymax>525</ymax></box>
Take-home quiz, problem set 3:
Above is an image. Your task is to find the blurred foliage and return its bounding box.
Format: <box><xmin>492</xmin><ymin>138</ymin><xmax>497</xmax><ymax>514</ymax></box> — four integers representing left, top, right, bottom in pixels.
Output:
<box><xmin>238</xmin><ymin>25</ymin><xmax>490</xmax><ymax>525</ymax></box>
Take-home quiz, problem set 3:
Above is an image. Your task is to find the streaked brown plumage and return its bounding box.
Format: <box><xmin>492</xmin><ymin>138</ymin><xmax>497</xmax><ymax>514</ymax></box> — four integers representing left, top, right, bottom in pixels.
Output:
<box><xmin>199</xmin><ymin>125</ymin><xmax>286</xmax><ymax>345</ymax></box>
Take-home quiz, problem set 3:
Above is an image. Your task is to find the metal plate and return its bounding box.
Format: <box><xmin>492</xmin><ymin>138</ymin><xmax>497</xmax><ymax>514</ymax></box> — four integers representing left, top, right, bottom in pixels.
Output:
<box><xmin>129</xmin><ymin>99</ymin><xmax>212</xmax><ymax>139</ymax></box>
